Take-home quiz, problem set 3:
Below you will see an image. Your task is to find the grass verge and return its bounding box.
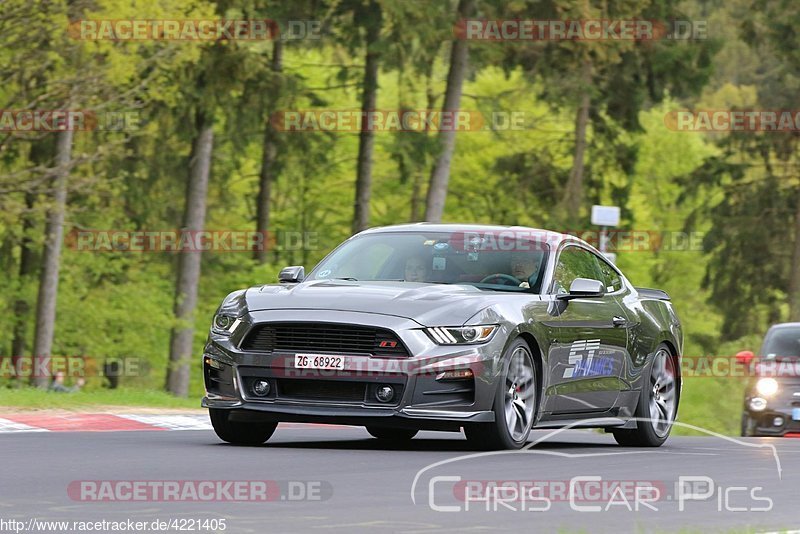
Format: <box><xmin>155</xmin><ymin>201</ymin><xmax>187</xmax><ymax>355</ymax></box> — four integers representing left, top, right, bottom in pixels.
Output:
<box><xmin>0</xmin><ymin>386</ymin><xmax>200</xmax><ymax>411</ymax></box>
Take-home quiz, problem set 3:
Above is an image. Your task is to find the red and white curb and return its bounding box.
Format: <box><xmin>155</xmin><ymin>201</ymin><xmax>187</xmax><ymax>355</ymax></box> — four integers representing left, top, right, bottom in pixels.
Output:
<box><xmin>118</xmin><ymin>414</ymin><xmax>214</xmax><ymax>431</ymax></box>
<box><xmin>0</xmin><ymin>418</ymin><xmax>49</xmax><ymax>433</ymax></box>
<box><xmin>0</xmin><ymin>413</ymin><xmax>210</xmax><ymax>433</ymax></box>
<box><xmin>0</xmin><ymin>413</ymin><xmax>343</xmax><ymax>433</ymax></box>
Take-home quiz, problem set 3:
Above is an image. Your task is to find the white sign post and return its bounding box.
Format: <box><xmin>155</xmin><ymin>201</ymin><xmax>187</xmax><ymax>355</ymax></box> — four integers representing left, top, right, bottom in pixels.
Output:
<box><xmin>591</xmin><ymin>205</ymin><xmax>620</xmax><ymax>263</ymax></box>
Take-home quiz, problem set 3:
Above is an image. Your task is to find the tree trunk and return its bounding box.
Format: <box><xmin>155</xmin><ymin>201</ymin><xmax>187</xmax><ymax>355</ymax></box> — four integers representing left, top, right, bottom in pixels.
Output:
<box><xmin>11</xmin><ymin>191</ymin><xmax>37</xmax><ymax>386</ymax></box>
<box><xmin>424</xmin><ymin>0</ymin><xmax>473</xmax><ymax>223</ymax></box>
<box><xmin>562</xmin><ymin>58</ymin><xmax>592</xmax><ymax>225</ymax></box>
<box><xmin>790</xmin><ymin>186</ymin><xmax>800</xmax><ymax>320</ymax></box>
<box><xmin>12</xmin><ymin>139</ymin><xmax>52</xmax><ymax>385</ymax></box>
<box><xmin>410</xmin><ymin>171</ymin><xmax>423</xmax><ymax>222</ymax></box>
<box><xmin>166</xmin><ymin>112</ymin><xmax>214</xmax><ymax>397</ymax></box>
<box><xmin>31</xmin><ymin>130</ymin><xmax>73</xmax><ymax>388</ymax></box>
<box><xmin>254</xmin><ymin>39</ymin><xmax>283</xmax><ymax>263</ymax></box>
<box><xmin>410</xmin><ymin>66</ymin><xmax>437</xmax><ymax>222</ymax></box>
<box><xmin>352</xmin><ymin>0</ymin><xmax>381</xmax><ymax>234</ymax></box>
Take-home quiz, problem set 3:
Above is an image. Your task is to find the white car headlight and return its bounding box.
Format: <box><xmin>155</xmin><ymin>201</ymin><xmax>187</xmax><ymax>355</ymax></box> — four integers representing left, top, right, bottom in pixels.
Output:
<box><xmin>426</xmin><ymin>325</ymin><xmax>498</xmax><ymax>345</ymax></box>
<box><xmin>755</xmin><ymin>377</ymin><xmax>779</xmax><ymax>397</ymax></box>
<box><xmin>212</xmin><ymin>314</ymin><xmax>240</xmax><ymax>335</ymax></box>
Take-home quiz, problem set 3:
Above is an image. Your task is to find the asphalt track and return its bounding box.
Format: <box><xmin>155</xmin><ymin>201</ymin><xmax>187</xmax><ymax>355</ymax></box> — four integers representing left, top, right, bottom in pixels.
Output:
<box><xmin>2</xmin><ymin>424</ymin><xmax>799</xmax><ymax>533</ymax></box>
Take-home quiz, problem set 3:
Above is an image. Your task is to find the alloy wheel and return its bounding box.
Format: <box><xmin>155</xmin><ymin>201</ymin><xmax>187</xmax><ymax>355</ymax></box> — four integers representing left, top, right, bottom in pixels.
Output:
<box><xmin>649</xmin><ymin>349</ymin><xmax>676</xmax><ymax>437</ymax></box>
<box><xmin>504</xmin><ymin>346</ymin><xmax>536</xmax><ymax>442</ymax></box>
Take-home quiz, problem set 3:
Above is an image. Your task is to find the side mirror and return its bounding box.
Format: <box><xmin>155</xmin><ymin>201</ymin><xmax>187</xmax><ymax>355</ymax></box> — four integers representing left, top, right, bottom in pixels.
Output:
<box><xmin>735</xmin><ymin>350</ymin><xmax>755</xmax><ymax>365</ymax></box>
<box><xmin>278</xmin><ymin>266</ymin><xmax>305</xmax><ymax>283</ymax></box>
<box><xmin>557</xmin><ymin>277</ymin><xmax>605</xmax><ymax>300</ymax></box>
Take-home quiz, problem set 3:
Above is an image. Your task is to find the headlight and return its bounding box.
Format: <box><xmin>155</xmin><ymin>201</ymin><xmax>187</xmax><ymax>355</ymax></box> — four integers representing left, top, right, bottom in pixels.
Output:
<box><xmin>425</xmin><ymin>325</ymin><xmax>498</xmax><ymax>345</ymax></box>
<box><xmin>212</xmin><ymin>314</ymin><xmax>240</xmax><ymax>335</ymax></box>
<box><xmin>755</xmin><ymin>377</ymin><xmax>779</xmax><ymax>396</ymax></box>
<box><xmin>749</xmin><ymin>397</ymin><xmax>767</xmax><ymax>411</ymax></box>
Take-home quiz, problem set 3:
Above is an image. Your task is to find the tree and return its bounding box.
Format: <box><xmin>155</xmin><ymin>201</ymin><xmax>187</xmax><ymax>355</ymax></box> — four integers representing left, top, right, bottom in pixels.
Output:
<box><xmin>166</xmin><ymin>109</ymin><xmax>214</xmax><ymax>396</ymax></box>
<box><xmin>424</xmin><ymin>0</ymin><xmax>474</xmax><ymax>223</ymax></box>
<box><xmin>31</xmin><ymin>130</ymin><xmax>73</xmax><ymax>388</ymax></box>
<box><xmin>745</xmin><ymin>0</ymin><xmax>800</xmax><ymax>321</ymax></box>
<box><xmin>249</xmin><ymin>0</ymin><xmax>320</xmax><ymax>263</ymax></box>
<box><xmin>352</xmin><ymin>0</ymin><xmax>383</xmax><ymax>233</ymax></box>
<box><xmin>165</xmin><ymin>1</ymin><xmax>261</xmax><ymax>395</ymax></box>
<box><xmin>562</xmin><ymin>58</ymin><xmax>591</xmax><ymax>224</ymax></box>
<box><xmin>10</xmin><ymin>142</ymin><xmax>49</xmax><ymax>385</ymax></box>
<box><xmin>791</xmin><ymin>187</ymin><xmax>800</xmax><ymax>320</ymax></box>
<box><xmin>502</xmin><ymin>0</ymin><xmax>717</xmax><ymax>228</ymax></box>
<box><xmin>682</xmin><ymin>0</ymin><xmax>800</xmax><ymax>335</ymax></box>
<box><xmin>254</xmin><ymin>39</ymin><xmax>283</xmax><ymax>263</ymax></box>
<box><xmin>164</xmin><ymin>37</ymin><xmax>245</xmax><ymax>395</ymax></box>
<box><xmin>5</xmin><ymin>0</ymin><xmax>83</xmax><ymax>388</ymax></box>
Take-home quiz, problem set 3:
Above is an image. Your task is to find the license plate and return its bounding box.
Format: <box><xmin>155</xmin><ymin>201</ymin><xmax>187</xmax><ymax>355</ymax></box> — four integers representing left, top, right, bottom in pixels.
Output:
<box><xmin>294</xmin><ymin>354</ymin><xmax>344</xmax><ymax>370</ymax></box>
<box><xmin>792</xmin><ymin>408</ymin><xmax>800</xmax><ymax>421</ymax></box>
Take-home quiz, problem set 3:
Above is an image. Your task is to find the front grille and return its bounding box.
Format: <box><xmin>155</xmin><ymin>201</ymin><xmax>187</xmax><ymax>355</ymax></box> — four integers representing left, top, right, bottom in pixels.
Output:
<box><xmin>240</xmin><ymin>322</ymin><xmax>409</xmax><ymax>357</ymax></box>
<box><xmin>277</xmin><ymin>379</ymin><xmax>366</xmax><ymax>402</ymax></box>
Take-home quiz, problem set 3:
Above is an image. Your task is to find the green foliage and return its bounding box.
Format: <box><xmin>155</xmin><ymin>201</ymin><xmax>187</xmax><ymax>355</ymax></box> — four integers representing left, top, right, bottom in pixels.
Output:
<box><xmin>677</xmin><ymin>0</ymin><xmax>800</xmax><ymax>339</ymax></box>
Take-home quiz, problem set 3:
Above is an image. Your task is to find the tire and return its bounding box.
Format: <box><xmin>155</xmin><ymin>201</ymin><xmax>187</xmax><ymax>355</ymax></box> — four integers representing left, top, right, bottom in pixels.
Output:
<box><xmin>366</xmin><ymin>426</ymin><xmax>418</xmax><ymax>441</ymax></box>
<box><xmin>741</xmin><ymin>413</ymin><xmax>753</xmax><ymax>437</ymax></box>
<box><xmin>613</xmin><ymin>344</ymin><xmax>677</xmax><ymax>447</ymax></box>
<box><xmin>209</xmin><ymin>409</ymin><xmax>277</xmax><ymax>445</ymax></box>
<box><xmin>465</xmin><ymin>338</ymin><xmax>537</xmax><ymax>450</ymax></box>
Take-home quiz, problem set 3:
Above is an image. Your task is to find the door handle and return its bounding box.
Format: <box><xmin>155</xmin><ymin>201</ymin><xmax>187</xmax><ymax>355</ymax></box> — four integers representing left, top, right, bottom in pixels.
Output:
<box><xmin>612</xmin><ymin>316</ymin><xmax>627</xmax><ymax>327</ymax></box>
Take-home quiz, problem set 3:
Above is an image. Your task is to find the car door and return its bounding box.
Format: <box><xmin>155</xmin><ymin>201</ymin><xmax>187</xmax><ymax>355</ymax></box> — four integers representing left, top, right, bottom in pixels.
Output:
<box><xmin>544</xmin><ymin>244</ymin><xmax>630</xmax><ymax>414</ymax></box>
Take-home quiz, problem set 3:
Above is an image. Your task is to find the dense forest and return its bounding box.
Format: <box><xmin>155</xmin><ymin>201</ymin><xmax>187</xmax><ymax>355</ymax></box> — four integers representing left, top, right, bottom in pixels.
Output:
<box><xmin>1</xmin><ymin>0</ymin><xmax>798</xmax><ymax>434</ymax></box>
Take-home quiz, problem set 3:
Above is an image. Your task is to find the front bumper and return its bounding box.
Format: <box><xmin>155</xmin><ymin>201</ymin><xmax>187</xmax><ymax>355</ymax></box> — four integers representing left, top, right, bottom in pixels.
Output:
<box><xmin>202</xmin><ymin>310</ymin><xmax>505</xmax><ymax>429</ymax></box>
<box><xmin>744</xmin><ymin>407</ymin><xmax>800</xmax><ymax>436</ymax></box>
<box><xmin>201</xmin><ymin>397</ymin><xmax>494</xmax><ymax>431</ymax></box>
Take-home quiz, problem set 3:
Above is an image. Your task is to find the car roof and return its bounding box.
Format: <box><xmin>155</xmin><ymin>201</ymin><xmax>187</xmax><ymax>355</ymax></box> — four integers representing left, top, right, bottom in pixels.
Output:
<box><xmin>767</xmin><ymin>322</ymin><xmax>800</xmax><ymax>331</ymax></box>
<box><xmin>359</xmin><ymin>223</ymin><xmax>590</xmax><ymax>249</ymax></box>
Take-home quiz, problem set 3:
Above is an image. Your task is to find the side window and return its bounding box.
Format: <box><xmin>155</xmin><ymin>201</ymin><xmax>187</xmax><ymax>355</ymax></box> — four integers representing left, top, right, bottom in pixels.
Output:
<box><xmin>551</xmin><ymin>246</ymin><xmax>604</xmax><ymax>295</ymax></box>
<box><xmin>596</xmin><ymin>257</ymin><xmax>623</xmax><ymax>293</ymax></box>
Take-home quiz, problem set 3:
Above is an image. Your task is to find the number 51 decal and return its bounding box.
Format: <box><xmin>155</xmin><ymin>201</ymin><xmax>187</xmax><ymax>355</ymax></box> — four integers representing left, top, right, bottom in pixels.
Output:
<box><xmin>563</xmin><ymin>339</ymin><xmax>602</xmax><ymax>378</ymax></box>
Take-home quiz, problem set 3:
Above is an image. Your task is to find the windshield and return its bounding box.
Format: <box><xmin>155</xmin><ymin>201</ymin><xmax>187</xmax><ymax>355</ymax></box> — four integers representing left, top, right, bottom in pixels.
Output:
<box><xmin>761</xmin><ymin>327</ymin><xmax>800</xmax><ymax>360</ymax></box>
<box><xmin>307</xmin><ymin>231</ymin><xmax>549</xmax><ymax>293</ymax></box>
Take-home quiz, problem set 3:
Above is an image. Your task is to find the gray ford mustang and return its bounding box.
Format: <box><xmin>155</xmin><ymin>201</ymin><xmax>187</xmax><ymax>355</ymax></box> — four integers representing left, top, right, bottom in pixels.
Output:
<box><xmin>202</xmin><ymin>224</ymin><xmax>682</xmax><ymax>449</ymax></box>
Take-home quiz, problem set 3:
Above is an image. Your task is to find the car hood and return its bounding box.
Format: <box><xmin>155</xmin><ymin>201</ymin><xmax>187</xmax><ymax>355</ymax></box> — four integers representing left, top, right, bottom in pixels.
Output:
<box><xmin>243</xmin><ymin>280</ymin><xmax>520</xmax><ymax>326</ymax></box>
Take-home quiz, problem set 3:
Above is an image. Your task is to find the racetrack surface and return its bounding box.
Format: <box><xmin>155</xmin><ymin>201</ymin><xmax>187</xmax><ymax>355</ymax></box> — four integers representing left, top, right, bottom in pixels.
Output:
<box><xmin>1</xmin><ymin>424</ymin><xmax>798</xmax><ymax>533</ymax></box>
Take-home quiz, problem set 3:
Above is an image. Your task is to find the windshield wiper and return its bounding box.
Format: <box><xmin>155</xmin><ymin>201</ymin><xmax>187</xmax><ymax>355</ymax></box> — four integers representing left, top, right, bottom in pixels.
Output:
<box><xmin>332</xmin><ymin>277</ymin><xmax>358</xmax><ymax>281</ymax></box>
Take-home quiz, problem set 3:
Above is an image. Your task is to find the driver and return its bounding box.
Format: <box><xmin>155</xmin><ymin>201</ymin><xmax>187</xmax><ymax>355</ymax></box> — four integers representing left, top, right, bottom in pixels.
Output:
<box><xmin>510</xmin><ymin>252</ymin><xmax>542</xmax><ymax>289</ymax></box>
<box><xmin>404</xmin><ymin>256</ymin><xmax>429</xmax><ymax>282</ymax></box>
